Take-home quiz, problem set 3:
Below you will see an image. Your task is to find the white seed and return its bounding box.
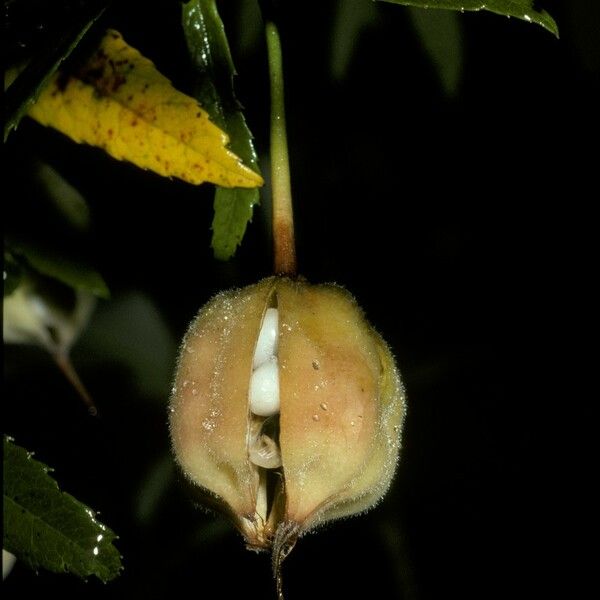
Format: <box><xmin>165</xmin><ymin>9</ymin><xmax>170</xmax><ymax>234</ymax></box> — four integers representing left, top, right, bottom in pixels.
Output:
<box><xmin>252</xmin><ymin>308</ymin><xmax>278</xmax><ymax>369</ymax></box>
<box><xmin>249</xmin><ymin>357</ymin><xmax>280</xmax><ymax>417</ymax></box>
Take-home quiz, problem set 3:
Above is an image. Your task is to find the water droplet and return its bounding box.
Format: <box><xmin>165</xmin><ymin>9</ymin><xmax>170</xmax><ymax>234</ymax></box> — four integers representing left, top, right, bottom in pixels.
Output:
<box><xmin>96</xmin><ymin>534</ymin><xmax>103</xmax><ymax>542</ymax></box>
<box><xmin>93</xmin><ymin>547</ymin><xmax>99</xmax><ymax>556</ymax></box>
<box><xmin>523</xmin><ymin>14</ymin><xmax>532</xmax><ymax>22</ymax></box>
<box><xmin>312</xmin><ymin>414</ymin><xmax>320</xmax><ymax>422</ymax></box>
<box><xmin>350</xmin><ymin>421</ymin><xmax>355</xmax><ymax>427</ymax></box>
<box><xmin>191</xmin><ymin>388</ymin><xmax>198</xmax><ymax>396</ymax></box>
<box><xmin>320</xmin><ymin>402</ymin><xmax>328</xmax><ymax>411</ymax></box>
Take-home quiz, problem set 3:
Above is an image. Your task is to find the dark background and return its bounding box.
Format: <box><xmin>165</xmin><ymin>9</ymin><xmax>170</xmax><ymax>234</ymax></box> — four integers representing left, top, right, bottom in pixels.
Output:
<box><xmin>4</xmin><ymin>0</ymin><xmax>597</xmax><ymax>598</ymax></box>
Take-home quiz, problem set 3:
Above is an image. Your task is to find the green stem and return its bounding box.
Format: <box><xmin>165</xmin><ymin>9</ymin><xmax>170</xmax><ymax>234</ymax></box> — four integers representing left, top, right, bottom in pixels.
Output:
<box><xmin>265</xmin><ymin>17</ymin><xmax>296</xmax><ymax>276</ymax></box>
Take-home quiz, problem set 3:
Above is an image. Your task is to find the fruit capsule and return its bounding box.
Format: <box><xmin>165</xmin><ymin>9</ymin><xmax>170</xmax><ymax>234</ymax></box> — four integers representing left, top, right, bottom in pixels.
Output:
<box><xmin>169</xmin><ymin>276</ymin><xmax>405</xmax><ymax>556</ymax></box>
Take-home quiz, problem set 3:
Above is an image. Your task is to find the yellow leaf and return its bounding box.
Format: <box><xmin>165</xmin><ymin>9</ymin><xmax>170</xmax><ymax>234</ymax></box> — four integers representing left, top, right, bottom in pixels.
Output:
<box><xmin>27</xmin><ymin>30</ymin><xmax>263</xmax><ymax>189</ymax></box>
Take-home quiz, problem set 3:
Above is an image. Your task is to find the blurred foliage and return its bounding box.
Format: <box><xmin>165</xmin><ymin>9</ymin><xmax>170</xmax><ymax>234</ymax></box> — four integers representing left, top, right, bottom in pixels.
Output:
<box><xmin>3</xmin><ymin>159</ymin><xmax>106</xmax><ymax>419</ymax></box>
<box><xmin>330</xmin><ymin>0</ymin><xmax>379</xmax><ymax>82</ymax></box>
<box><xmin>568</xmin><ymin>0</ymin><xmax>600</xmax><ymax>72</ymax></box>
<box><xmin>8</xmin><ymin>240</ymin><xmax>108</xmax><ymax>299</ymax></box>
<box><xmin>4</xmin><ymin>160</ymin><xmax>107</xmax><ymax>298</ymax></box>
<box><xmin>329</xmin><ymin>1</ymin><xmax>464</xmax><ymax>96</ymax></box>
<box><xmin>76</xmin><ymin>292</ymin><xmax>177</xmax><ymax>401</ymax></box>
<box><xmin>4</xmin><ymin>159</ymin><xmax>106</xmax><ymax>364</ymax></box>
<box><xmin>406</xmin><ymin>8</ymin><xmax>463</xmax><ymax>97</ymax></box>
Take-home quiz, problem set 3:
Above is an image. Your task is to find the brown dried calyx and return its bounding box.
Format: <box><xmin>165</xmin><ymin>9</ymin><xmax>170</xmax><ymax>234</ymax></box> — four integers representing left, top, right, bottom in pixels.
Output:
<box><xmin>168</xmin><ymin>276</ymin><xmax>406</xmax><ymax>581</ymax></box>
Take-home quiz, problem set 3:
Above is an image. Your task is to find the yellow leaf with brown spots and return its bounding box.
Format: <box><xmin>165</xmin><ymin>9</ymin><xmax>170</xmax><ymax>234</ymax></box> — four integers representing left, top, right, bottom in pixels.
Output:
<box><xmin>27</xmin><ymin>30</ymin><xmax>263</xmax><ymax>189</ymax></box>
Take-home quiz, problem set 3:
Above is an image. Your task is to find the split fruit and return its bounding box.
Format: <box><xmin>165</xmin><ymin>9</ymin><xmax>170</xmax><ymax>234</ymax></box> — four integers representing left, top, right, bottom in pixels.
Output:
<box><xmin>169</xmin><ymin>276</ymin><xmax>406</xmax><ymax>564</ymax></box>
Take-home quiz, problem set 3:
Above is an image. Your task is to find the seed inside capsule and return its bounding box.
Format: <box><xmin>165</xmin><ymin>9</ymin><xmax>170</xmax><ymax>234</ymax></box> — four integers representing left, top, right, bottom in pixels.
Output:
<box><xmin>253</xmin><ymin>307</ymin><xmax>278</xmax><ymax>369</ymax></box>
<box><xmin>249</xmin><ymin>357</ymin><xmax>280</xmax><ymax>417</ymax></box>
<box><xmin>249</xmin><ymin>306</ymin><xmax>280</xmax><ymax>418</ymax></box>
<box><xmin>248</xmin><ymin>306</ymin><xmax>282</xmax><ymax>473</ymax></box>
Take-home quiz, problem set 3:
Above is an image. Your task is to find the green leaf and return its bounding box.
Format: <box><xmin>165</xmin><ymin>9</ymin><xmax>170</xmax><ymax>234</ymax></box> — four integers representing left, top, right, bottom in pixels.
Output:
<box><xmin>212</xmin><ymin>186</ymin><xmax>258</xmax><ymax>260</ymax></box>
<box><xmin>407</xmin><ymin>7</ymin><xmax>463</xmax><ymax>96</ymax></box>
<box><xmin>377</xmin><ymin>0</ymin><xmax>558</xmax><ymax>37</ymax></box>
<box><xmin>183</xmin><ymin>0</ymin><xmax>262</xmax><ymax>260</ymax></box>
<box><xmin>4</xmin><ymin>1</ymin><xmax>108</xmax><ymax>141</ymax></box>
<box><xmin>3</xmin><ymin>436</ymin><xmax>122</xmax><ymax>582</ymax></box>
<box><xmin>211</xmin><ymin>111</ymin><xmax>261</xmax><ymax>260</ymax></box>
<box><xmin>9</xmin><ymin>239</ymin><xmax>109</xmax><ymax>299</ymax></box>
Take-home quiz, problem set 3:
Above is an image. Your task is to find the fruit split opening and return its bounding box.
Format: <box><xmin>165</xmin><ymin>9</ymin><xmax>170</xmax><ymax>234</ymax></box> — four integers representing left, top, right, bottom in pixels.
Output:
<box><xmin>247</xmin><ymin>296</ymin><xmax>285</xmax><ymax>535</ymax></box>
